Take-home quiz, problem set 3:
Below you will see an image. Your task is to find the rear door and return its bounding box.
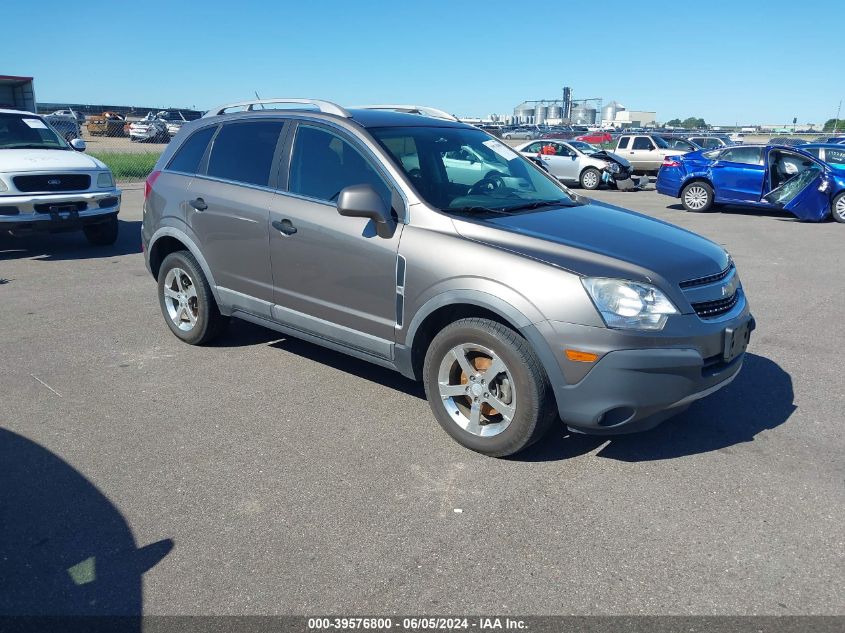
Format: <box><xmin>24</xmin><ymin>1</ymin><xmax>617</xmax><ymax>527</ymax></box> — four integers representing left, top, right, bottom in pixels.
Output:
<box><xmin>268</xmin><ymin>122</ymin><xmax>404</xmax><ymax>358</ymax></box>
<box><xmin>186</xmin><ymin>119</ymin><xmax>287</xmax><ymax>315</ymax></box>
<box><xmin>709</xmin><ymin>146</ymin><xmax>766</xmax><ymax>202</ymax></box>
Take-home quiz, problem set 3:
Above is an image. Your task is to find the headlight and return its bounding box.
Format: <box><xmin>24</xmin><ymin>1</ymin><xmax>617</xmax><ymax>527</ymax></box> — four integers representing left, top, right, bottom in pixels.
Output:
<box><xmin>582</xmin><ymin>277</ymin><xmax>678</xmax><ymax>331</ymax></box>
<box><xmin>0</xmin><ymin>179</ymin><xmax>7</xmax><ymax>193</ymax></box>
<box><xmin>606</xmin><ymin>162</ymin><xmax>620</xmax><ymax>174</ymax></box>
<box><xmin>97</xmin><ymin>172</ymin><xmax>114</xmax><ymax>188</ymax></box>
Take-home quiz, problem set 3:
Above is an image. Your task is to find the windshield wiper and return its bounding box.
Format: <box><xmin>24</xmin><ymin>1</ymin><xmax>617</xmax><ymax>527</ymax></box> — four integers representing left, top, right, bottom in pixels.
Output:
<box><xmin>500</xmin><ymin>199</ymin><xmax>570</xmax><ymax>212</ymax></box>
<box><xmin>447</xmin><ymin>205</ymin><xmax>511</xmax><ymax>216</ymax></box>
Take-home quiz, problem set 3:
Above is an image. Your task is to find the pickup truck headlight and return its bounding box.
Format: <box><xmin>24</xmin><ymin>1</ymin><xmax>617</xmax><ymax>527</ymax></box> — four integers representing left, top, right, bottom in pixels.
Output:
<box><xmin>582</xmin><ymin>277</ymin><xmax>678</xmax><ymax>331</ymax></box>
<box><xmin>97</xmin><ymin>172</ymin><xmax>115</xmax><ymax>188</ymax></box>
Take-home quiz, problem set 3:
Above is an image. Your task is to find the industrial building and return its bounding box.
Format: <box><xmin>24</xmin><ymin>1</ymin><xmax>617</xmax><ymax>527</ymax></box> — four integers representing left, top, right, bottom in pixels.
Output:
<box><xmin>511</xmin><ymin>91</ymin><xmax>656</xmax><ymax>128</ymax></box>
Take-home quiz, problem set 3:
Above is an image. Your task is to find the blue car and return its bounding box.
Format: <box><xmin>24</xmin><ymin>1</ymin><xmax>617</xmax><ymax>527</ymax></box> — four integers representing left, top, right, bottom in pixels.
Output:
<box><xmin>656</xmin><ymin>144</ymin><xmax>845</xmax><ymax>223</ymax></box>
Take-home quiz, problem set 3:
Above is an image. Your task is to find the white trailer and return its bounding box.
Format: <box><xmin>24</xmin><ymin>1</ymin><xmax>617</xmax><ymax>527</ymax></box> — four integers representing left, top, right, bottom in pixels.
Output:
<box><xmin>0</xmin><ymin>75</ymin><xmax>36</xmax><ymax>112</ymax></box>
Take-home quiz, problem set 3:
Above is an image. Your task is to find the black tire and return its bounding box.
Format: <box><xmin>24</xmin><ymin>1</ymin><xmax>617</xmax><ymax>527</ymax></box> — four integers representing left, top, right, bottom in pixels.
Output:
<box><xmin>422</xmin><ymin>318</ymin><xmax>558</xmax><ymax>457</ymax></box>
<box><xmin>157</xmin><ymin>250</ymin><xmax>227</xmax><ymax>345</ymax></box>
<box><xmin>681</xmin><ymin>181</ymin><xmax>714</xmax><ymax>212</ymax></box>
<box><xmin>82</xmin><ymin>216</ymin><xmax>119</xmax><ymax>246</ymax></box>
<box><xmin>579</xmin><ymin>167</ymin><xmax>601</xmax><ymax>190</ymax></box>
<box><xmin>831</xmin><ymin>192</ymin><xmax>845</xmax><ymax>223</ymax></box>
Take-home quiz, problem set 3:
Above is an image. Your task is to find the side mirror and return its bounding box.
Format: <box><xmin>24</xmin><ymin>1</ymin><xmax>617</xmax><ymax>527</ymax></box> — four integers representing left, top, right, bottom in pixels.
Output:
<box><xmin>337</xmin><ymin>184</ymin><xmax>395</xmax><ymax>238</ymax></box>
<box><xmin>70</xmin><ymin>138</ymin><xmax>86</xmax><ymax>152</ymax></box>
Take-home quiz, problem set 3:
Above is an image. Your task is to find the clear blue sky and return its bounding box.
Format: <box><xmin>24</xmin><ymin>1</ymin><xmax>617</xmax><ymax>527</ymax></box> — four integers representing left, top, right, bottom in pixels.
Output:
<box><xmin>4</xmin><ymin>0</ymin><xmax>843</xmax><ymax>125</ymax></box>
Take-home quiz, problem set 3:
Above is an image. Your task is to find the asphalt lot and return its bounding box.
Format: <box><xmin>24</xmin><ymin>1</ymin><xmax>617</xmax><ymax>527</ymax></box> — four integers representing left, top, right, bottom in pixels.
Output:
<box><xmin>1</xmin><ymin>184</ymin><xmax>843</xmax><ymax>617</ymax></box>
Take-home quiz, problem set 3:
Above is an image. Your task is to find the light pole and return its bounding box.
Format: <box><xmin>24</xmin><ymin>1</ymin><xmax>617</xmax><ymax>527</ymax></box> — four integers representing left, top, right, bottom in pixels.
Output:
<box><xmin>834</xmin><ymin>100</ymin><xmax>842</xmax><ymax>134</ymax></box>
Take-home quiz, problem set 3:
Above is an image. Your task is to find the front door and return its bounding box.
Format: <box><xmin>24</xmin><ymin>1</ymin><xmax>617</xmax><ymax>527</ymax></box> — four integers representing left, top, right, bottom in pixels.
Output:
<box><xmin>186</xmin><ymin>119</ymin><xmax>286</xmax><ymax>313</ymax></box>
<box><xmin>269</xmin><ymin>123</ymin><xmax>403</xmax><ymax>358</ymax></box>
<box><xmin>628</xmin><ymin>136</ymin><xmax>657</xmax><ymax>171</ymax></box>
<box><xmin>709</xmin><ymin>146</ymin><xmax>766</xmax><ymax>203</ymax></box>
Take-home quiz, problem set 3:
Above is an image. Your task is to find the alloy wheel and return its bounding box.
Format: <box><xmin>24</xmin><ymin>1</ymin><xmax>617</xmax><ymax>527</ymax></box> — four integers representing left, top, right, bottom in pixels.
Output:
<box><xmin>835</xmin><ymin>196</ymin><xmax>845</xmax><ymax>221</ymax></box>
<box><xmin>582</xmin><ymin>170</ymin><xmax>599</xmax><ymax>188</ymax></box>
<box><xmin>684</xmin><ymin>185</ymin><xmax>709</xmax><ymax>210</ymax></box>
<box><xmin>163</xmin><ymin>267</ymin><xmax>198</xmax><ymax>331</ymax></box>
<box><xmin>437</xmin><ymin>343</ymin><xmax>516</xmax><ymax>437</ymax></box>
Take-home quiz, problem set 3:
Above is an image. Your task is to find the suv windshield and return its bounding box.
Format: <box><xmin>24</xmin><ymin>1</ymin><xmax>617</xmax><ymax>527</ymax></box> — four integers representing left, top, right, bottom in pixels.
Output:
<box><xmin>372</xmin><ymin>126</ymin><xmax>580</xmax><ymax>213</ymax></box>
<box><xmin>0</xmin><ymin>112</ymin><xmax>68</xmax><ymax>150</ymax></box>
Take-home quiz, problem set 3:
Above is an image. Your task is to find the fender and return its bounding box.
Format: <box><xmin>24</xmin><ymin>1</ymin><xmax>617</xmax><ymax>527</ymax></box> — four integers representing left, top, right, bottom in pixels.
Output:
<box><xmin>396</xmin><ymin>289</ymin><xmax>566</xmax><ymax>394</ymax></box>
<box><xmin>147</xmin><ymin>225</ymin><xmax>224</xmax><ymax>310</ymax></box>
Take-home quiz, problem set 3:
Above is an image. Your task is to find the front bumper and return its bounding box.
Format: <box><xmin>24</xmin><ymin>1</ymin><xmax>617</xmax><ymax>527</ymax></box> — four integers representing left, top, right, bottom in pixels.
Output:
<box><xmin>0</xmin><ymin>190</ymin><xmax>121</xmax><ymax>231</ymax></box>
<box><xmin>530</xmin><ymin>301</ymin><xmax>754</xmax><ymax>435</ymax></box>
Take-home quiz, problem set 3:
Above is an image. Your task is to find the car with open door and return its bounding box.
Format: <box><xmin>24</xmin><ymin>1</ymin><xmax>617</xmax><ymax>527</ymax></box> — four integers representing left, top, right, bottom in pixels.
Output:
<box><xmin>656</xmin><ymin>144</ymin><xmax>845</xmax><ymax>222</ymax></box>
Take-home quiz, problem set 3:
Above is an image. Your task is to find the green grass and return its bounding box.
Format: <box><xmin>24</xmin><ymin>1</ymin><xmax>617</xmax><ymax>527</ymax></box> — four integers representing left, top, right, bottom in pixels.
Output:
<box><xmin>89</xmin><ymin>151</ymin><xmax>161</xmax><ymax>181</ymax></box>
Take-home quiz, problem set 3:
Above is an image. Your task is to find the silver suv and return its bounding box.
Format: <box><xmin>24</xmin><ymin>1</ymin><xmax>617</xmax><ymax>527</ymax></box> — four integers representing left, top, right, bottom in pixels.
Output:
<box><xmin>142</xmin><ymin>99</ymin><xmax>755</xmax><ymax>457</ymax></box>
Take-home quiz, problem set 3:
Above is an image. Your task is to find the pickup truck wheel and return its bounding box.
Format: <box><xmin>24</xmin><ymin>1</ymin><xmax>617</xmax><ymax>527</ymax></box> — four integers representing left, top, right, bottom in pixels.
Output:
<box><xmin>158</xmin><ymin>251</ymin><xmax>227</xmax><ymax>345</ymax></box>
<box><xmin>580</xmin><ymin>167</ymin><xmax>601</xmax><ymax>190</ymax></box>
<box><xmin>831</xmin><ymin>192</ymin><xmax>845</xmax><ymax>223</ymax></box>
<box><xmin>681</xmin><ymin>182</ymin><xmax>714</xmax><ymax>212</ymax></box>
<box><xmin>83</xmin><ymin>216</ymin><xmax>119</xmax><ymax>246</ymax></box>
<box><xmin>423</xmin><ymin>318</ymin><xmax>557</xmax><ymax>457</ymax></box>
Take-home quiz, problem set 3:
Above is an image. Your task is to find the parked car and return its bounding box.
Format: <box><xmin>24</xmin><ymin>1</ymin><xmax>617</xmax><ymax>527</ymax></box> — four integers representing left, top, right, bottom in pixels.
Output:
<box><xmin>515</xmin><ymin>139</ymin><xmax>638</xmax><ymax>189</ymax></box>
<box><xmin>43</xmin><ymin>114</ymin><xmax>83</xmax><ymax>143</ymax></box>
<box><xmin>813</xmin><ymin>135</ymin><xmax>845</xmax><ymax>144</ymax></box>
<box><xmin>767</xmin><ymin>136</ymin><xmax>808</xmax><ymax>147</ymax></box>
<box><xmin>659</xmin><ymin>135</ymin><xmax>702</xmax><ymax>152</ymax></box>
<box><xmin>0</xmin><ymin>108</ymin><xmax>121</xmax><ymax>244</ymax></box>
<box><xmin>502</xmin><ymin>127</ymin><xmax>539</xmax><ymax>140</ymax></box>
<box><xmin>142</xmin><ymin>98</ymin><xmax>755</xmax><ymax>457</ymax></box>
<box><xmin>688</xmin><ymin>135</ymin><xmax>732</xmax><ymax>150</ymax></box>
<box><xmin>656</xmin><ymin>144</ymin><xmax>845</xmax><ymax>222</ymax></box>
<box><xmin>129</xmin><ymin>113</ymin><xmax>169</xmax><ymax>143</ymax></box>
<box><xmin>728</xmin><ymin>132</ymin><xmax>745</xmax><ymax>144</ymax></box>
<box><xmin>612</xmin><ymin>133</ymin><xmax>689</xmax><ymax>173</ymax></box>
<box><xmin>87</xmin><ymin>111</ymin><xmax>126</xmax><ymax>137</ymax></box>
<box><xmin>51</xmin><ymin>109</ymin><xmax>86</xmax><ymax>125</ymax></box>
<box><xmin>800</xmin><ymin>143</ymin><xmax>845</xmax><ymax>167</ymax></box>
<box><xmin>576</xmin><ymin>131</ymin><xmax>612</xmax><ymax>145</ymax></box>
<box><xmin>157</xmin><ymin>110</ymin><xmax>201</xmax><ymax>137</ymax></box>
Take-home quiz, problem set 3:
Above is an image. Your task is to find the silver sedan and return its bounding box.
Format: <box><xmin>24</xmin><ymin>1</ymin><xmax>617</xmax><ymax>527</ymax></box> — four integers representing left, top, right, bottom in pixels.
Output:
<box><xmin>515</xmin><ymin>139</ymin><xmax>632</xmax><ymax>190</ymax></box>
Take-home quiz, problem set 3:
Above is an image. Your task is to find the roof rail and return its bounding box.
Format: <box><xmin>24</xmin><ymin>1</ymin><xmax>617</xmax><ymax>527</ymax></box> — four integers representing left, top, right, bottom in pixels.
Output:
<box><xmin>204</xmin><ymin>98</ymin><xmax>351</xmax><ymax>118</ymax></box>
<box><xmin>354</xmin><ymin>104</ymin><xmax>459</xmax><ymax>122</ymax></box>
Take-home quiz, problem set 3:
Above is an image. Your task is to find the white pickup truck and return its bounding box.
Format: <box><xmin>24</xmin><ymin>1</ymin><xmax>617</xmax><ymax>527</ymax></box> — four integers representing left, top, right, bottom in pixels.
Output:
<box><xmin>0</xmin><ymin>108</ymin><xmax>121</xmax><ymax>245</ymax></box>
<box><xmin>612</xmin><ymin>133</ymin><xmax>685</xmax><ymax>174</ymax></box>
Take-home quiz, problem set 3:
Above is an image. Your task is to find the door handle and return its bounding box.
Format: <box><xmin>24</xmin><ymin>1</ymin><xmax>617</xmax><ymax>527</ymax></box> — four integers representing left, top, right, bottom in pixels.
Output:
<box><xmin>189</xmin><ymin>198</ymin><xmax>207</xmax><ymax>211</ymax></box>
<box><xmin>272</xmin><ymin>219</ymin><xmax>297</xmax><ymax>236</ymax></box>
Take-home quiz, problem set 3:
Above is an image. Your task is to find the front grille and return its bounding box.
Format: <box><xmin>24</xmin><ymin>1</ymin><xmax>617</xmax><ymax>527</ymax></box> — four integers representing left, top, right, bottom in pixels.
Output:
<box><xmin>13</xmin><ymin>174</ymin><xmax>91</xmax><ymax>193</ymax></box>
<box><xmin>692</xmin><ymin>291</ymin><xmax>740</xmax><ymax>318</ymax></box>
<box><xmin>680</xmin><ymin>263</ymin><xmax>734</xmax><ymax>289</ymax></box>
<box><xmin>33</xmin><ymin>201</ymin><xmax>88</xmax><ymax>213</ymax></box>
<box><xmin>0</xmin><ymin>206</ymin><xmax>19</xmax><ymax>216</ymax></box>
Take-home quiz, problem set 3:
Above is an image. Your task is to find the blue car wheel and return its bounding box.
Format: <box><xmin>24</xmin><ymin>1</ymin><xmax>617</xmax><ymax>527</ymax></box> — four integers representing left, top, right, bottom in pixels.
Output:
<box><xmin>681</xmin><ymin>182</ymin><xmax>714</xmax><ymax>212</ymax></box>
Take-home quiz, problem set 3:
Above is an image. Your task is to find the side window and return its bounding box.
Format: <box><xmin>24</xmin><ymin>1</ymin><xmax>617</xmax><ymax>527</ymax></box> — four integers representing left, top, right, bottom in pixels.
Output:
<box><xmin>617</xmin><ymin>136</ymin><xmax>630</xmax><ymax>149</ymax></box>
<box><xmin>721</xmin><ymin>147</ymin><xmax>763</xmax><ymax>165</ymax></box>
<box><xmin>207</xmin><ymin>120</ymin><xmax>284</xmax><ymax>187</ymax></box>
<box><xmin>824</xmin><ymin>148</ymin><xmax>845</xmax><ymax>165</ymax></box>
<box><xmin>632</xmin><ymin>137</ymin><xmax>654</xmax><ymax>150</ymax></box>
<box><xmin>166</xmin><ymin>126</ymin><xmax>216</xmax><ymax>174</ymax></box>
<box><xmin>288</xmin><ymin>125</ymin><xmax>391</xmax><ymax>204</ymax></box>
<box><xmin>524</xmin><ymin>142</ymin><xmax>543</xmax><ymax>153</ymax></box>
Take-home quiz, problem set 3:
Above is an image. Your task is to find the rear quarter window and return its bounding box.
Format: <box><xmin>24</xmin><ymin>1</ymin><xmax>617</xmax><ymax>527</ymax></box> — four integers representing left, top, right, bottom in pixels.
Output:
<box><xmin>166</xmin><ymin>126</ymin><xmax>216</xmax><ymax>174</ymax></box>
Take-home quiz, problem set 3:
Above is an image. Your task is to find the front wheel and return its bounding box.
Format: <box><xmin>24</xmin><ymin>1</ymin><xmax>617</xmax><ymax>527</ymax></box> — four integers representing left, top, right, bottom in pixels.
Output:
<box><xmin>580</xmin><ymin>167</ymin><xmax>601</xmax><ymax>190</ymax></box>
<box><xmin>157</xmin><ymin>251</ymin><xmax>227</xmax><ymax>345</ymax></box>
<box><xmin>83</xmin><ymin>216</ymin><xmax>118</xmax><ymax>246</ymax></box>
<box><xmin>423</xmin><ymin>318</ymin><xmax>557</xmax><ymax>457</ymax></box>
<box><xmin>831</xmin><ymin>192</ymin><xmax>845</xmax><ymax>223</ymax></box>
<box><xmin>681</xmin><ymin>181</ymin><xmax>714</xmax><ymax>212</ymax></box>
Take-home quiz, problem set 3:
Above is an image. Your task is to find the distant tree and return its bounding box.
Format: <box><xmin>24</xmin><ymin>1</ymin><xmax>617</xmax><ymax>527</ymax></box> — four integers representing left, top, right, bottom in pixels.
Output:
<box><xmin>666</xmin><ymin>118</ymin><xmax>682</xmax><ymax>127</ymax></box>
<box><xmin>681</xmin><ymin>117</ymin><xmax>707</xmax><ymax>129</ymax></box>
<box><xmin>823</xmin><ymin>118</ymin><xmax>844</xmax><ymax>131</ymax></box>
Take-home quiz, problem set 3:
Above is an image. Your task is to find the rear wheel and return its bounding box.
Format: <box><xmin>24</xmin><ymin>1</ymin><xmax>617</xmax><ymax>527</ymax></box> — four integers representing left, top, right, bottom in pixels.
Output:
<box><xmin>580</xmin><ymin>167</ymin><xmax>601</xmax><ymax>190</ymax></box>
<box><xmin>681</xmin><ymin>181</ymin><xmax>714</xmax><ymax>212</ymax></box>
<box><xmin>831</xmin><ymin>192</ymin><xmax>845</xmax><ymax>223</ymax></box>
<box><xmin>158</xmin><ymin>251</ymin><xmax>226</xmax><ymax>345</ymax></box>
<box><xmin>83</xmin><ymin>216</ymin><xmax>118</xmax><ymax>246</ymax></box>
<box><xmin>423</xmin><ymin>318</ymin><xmax>557</xmax><ymax>457</ymax></box>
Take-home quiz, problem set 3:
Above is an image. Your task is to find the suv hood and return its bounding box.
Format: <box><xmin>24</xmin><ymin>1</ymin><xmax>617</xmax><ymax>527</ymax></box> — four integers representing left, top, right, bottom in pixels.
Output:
<box><xmin>452</xmin><ymin>199</ymin><xmax>729</xmax><ymax>297</ymax></box>
<box><xmin>0</xmin><ymin>149</ymin><xmax>106</xmax><ymax>172</ymax></box>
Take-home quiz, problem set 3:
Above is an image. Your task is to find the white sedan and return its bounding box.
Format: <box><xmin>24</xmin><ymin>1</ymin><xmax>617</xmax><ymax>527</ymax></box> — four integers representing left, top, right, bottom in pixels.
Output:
<box><xmin>515</xmin><ymin>139</ymin><xmax>634</xmax><ymax>190</ymax></box>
